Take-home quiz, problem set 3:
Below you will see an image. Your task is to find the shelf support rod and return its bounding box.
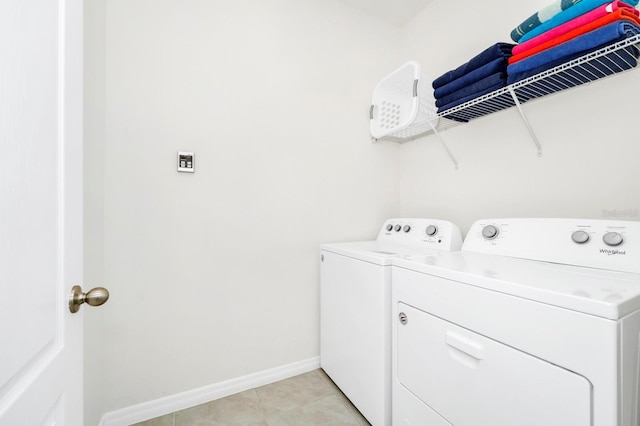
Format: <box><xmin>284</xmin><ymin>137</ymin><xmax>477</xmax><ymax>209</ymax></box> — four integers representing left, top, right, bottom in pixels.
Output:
<box><xmin>429</xmin><ymin>121</ymin><xmax>458</xmax><ymax>170</ymax></box>
<box><xmin>508</xmin><ymin>87</ymin><xmax>543</xmax><ymax>157</ymax></box>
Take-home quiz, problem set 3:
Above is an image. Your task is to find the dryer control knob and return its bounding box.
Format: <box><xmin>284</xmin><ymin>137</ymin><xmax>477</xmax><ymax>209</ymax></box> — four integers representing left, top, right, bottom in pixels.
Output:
<box><xmin>386</xmin><ymin>224</ymin><xmax>393</xmax><ymax>232</ymax></box>
<box><xmin>482</xmin><ymin>225</ymin><xmax>499</xmax><ymax>240</ymax></box>
<box><xmin>603</xmin><ymin>232</ymin><xmax>623</xmax><ymax>247</ymax></box>
<box><xmin>425</xmin><ymin>225</ymin><xmax>438</xmax><ymax>236</ymax></box>
<box><xmin>394</xmin><ymin>224</ymin><xmax>402</xmax><ymax>232</ymax></box>
<box><xmin>571</xmin><ymin>230</ymin><xmax>590</xmax><ymax>244</ymax></box>
<box><xmin>403</xmin><ymin>225</ymin><xmax>411</xmax><ymax>233</ymax></box>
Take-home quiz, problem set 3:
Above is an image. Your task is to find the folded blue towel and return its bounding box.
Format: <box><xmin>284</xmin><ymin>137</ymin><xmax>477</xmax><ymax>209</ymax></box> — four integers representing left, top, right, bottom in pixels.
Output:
<box><xmin>511</xmin><ymin>0</ymin><xmax>583</xmax><ymax>42</ymax></box>
<box><xmin>432</xmin><ymin>43</ymin><xmax>515</xmax><ymax>89</ymax></box>
<box><xmin>519</xmin><ymin>0</ymin><xmax>639</xmax><ymax>43</ymax></box>
<box><xmin>510</xmin><ymin>43</ymin><xmax>638</xmax><ymax>84</ymax></box>
<box><xmin>436</xmin><ymin>72</ymin><xmax>507</xmax><ymax>107</ymax></box>
<box><xmin>508</xmin><ymin>21</ymin><xmax>640</xmax><ymax>83</ymax></box>
<box><xmin>436</xmin><ymin>80</ymin><xmax>508</xmax><ymax>113</ymax></box>
<box><xmin>434</xmin><ymin>58</ymin><xmax>507</xmax><ymax>99</ymax></box>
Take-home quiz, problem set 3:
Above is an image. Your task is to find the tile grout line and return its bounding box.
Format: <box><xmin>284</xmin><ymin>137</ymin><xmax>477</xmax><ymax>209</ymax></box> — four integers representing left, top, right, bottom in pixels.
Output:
<box><xmin>316</xmin><ymin>369</ymin><xmax>370</xmax><ymax>425</ymax></box>
<box><xmin>247</xmin><ymin>387</ymin><xmax>268</xmax><ymax>424</ymax></box>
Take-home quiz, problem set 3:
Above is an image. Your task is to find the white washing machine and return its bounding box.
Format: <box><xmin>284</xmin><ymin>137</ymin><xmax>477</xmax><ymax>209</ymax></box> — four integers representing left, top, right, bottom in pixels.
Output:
<box><xmin>321</xmin><ymin>218</ymin><xmax>463</xmax><ymax>426</ymax></box>
<box><xmin>392</xmin><ymin>218</ymin><xmax>640</xmax><ymax>426</ymax></box>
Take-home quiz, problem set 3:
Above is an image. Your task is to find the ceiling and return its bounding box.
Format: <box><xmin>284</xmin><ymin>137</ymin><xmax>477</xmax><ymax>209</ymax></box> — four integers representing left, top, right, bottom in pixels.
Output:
<box><xmin>338</xmin><ymin>0</ymin><xmax>436</xmax><ymax>27</ymax></box>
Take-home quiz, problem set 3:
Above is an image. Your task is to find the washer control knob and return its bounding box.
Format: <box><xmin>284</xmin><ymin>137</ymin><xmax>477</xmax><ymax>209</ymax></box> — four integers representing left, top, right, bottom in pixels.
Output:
<box><xmin>386</xmin><ymin>224</ymin><xmax>393</xmax><ymax>232</ymax></box>
<box><xmin>394</xmin><ymin>224</ymin><xmax>402</xmax><ymax>232</ymax></box>
<box><xmin>425</xmin><ymin>225</ymin><xmax>438</xmax><ymax>237</ymax></box>
<box><xmin>482</xmin><ymin>225</ymin><xmax>499</xmax><ymax>240</ymax></box>
<box><xmin>571</xmin><ymin>230</ymin><xmax>590</xmax><ymax>244</ymax></box>
<box><xmin>403</xmin><ymin>225</ymin><xmax>411</xmax><ymax>233</ymax></box>
<box><xmin>603</xmin><ymin>232</ymin><xmax>623</xmax><ymax>247</ymax></box>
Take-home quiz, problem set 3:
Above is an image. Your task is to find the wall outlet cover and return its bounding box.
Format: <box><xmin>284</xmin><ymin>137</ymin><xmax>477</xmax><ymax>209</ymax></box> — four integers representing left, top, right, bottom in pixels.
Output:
<box><xmin>178</xmin><ymin>151</ymin><xmax>194</xmax><ymax>173</ymax></box>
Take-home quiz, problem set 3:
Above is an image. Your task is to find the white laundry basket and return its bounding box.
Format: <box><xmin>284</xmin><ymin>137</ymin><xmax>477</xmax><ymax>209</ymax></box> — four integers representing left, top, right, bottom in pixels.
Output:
<box><xmin>370</xmin><ymin>61</ymin><xmax>438</xmax><ymax>140</ymax></box>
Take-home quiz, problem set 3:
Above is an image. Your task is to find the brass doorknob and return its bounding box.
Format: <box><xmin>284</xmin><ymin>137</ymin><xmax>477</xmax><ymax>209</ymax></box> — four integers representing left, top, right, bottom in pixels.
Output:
<box><xmin>69</xmin><ymin>285</ymin><xmax>110</xmax><ymax>313</ymax></box>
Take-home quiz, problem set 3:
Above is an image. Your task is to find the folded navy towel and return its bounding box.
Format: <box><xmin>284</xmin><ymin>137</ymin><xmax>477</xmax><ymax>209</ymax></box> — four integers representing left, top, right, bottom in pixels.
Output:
<box><xmin>508</xmin><ymin>21</ymin><xmax>640</xmax><ymax>83</ymax></box>
<box><xmin>434</xmin><ymin>58</ymin><xmax>507</xmax><ymax>99</ymax></box>
<box><xmin>433</xmin><ymin>43</ymin><xmax>515</xmax><ymax>89</ymax></box>
<box><xmin>435</xmin><ymin>72</ymin><xmax>507</xmax><ymax>107</ymax></box>
<box><xmin>436</xmin><ymin>80</ymin><xmax>508</xmax><ymax>114</ymax></box>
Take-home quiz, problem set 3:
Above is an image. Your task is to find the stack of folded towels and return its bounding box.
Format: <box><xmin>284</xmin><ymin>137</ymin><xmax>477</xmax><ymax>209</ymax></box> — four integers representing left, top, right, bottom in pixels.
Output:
<box><xmin>507</xmin><ymin>0</ymin><xmax>640</xmax><ymax>84</ymax></box>
<box><xmin>430</xmin><ymin>0</ymin><xmax>640</xmax><ymax>116</ymax></box>
<box><xmin>432</xmin><ymin>43</ymin><xmax>515</xmax><ymax>114</ymax></box>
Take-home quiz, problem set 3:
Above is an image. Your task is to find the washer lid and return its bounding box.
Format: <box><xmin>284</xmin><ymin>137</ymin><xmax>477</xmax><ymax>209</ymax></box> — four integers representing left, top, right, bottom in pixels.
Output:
<box><xmin>321</xmin><ymin>241</ymin><xmax>449</xmax><ymax>266</ymax></box>
<box><xmin>394</xmin><ymin>252</ymin><xmax>640</xmax><ymax>320</ymax></box>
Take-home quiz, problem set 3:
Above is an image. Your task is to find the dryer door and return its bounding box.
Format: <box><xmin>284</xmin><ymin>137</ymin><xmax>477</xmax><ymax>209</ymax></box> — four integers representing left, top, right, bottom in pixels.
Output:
<box><xmin>396</xmin><ymin>303</ymin><xmax>592</xmax><ymax>426</ymax></box>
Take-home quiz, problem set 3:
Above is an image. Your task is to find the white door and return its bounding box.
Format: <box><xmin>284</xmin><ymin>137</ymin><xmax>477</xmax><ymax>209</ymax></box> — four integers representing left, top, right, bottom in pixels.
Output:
<box><xmin>0</xmin><ymin>0</ymin><xmax>84</xmax><ymax>425</ymax></box>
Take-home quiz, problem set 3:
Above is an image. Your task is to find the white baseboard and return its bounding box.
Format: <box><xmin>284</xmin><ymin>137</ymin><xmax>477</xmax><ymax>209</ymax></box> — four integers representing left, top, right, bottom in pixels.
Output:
<box><xmin>99</xmin><ymin>357</ymin><xmax>321</xmax><ymax>426</ymax></box>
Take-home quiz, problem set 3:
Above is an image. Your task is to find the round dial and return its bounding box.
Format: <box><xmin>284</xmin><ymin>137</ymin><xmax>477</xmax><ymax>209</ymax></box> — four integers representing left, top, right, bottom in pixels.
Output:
<box><xmin>386</xmin><ymin>224</ymin><xmax>393</xmax><ymax>232</ymax></box>
<box><xmin>482</xmin><ymin>225</ymin><xmax>499</xmax><ymax>240</ymax></box>
<box><xmin>603</xmin><ymin>232</ymin><xmax>623</xmax><ymax>247</ymax></box>
<box><xmin>571</xmin><ymin>230</ymin><xmax>590</xmax><ymax>244</ymax></box>
<box><xmin>425</xmin><ymin>225</ymin><xmax>438</xmax><ymax>237</ymax></box>
<box><xmin>394</xmin><ymin>224</ymin><xmax>402</xmax><ymax>232</ymax></box>
<box><xmin>403</xmin><ymin>225</ymin><xmax>411</xmax><ymax>233</ymax></box>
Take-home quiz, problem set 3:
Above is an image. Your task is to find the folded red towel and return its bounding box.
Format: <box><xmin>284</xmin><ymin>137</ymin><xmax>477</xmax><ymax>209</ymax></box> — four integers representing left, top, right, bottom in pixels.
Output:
<box><xmin>513</xmin><ymin>1</ymin><xmax>639</xmax><ymax>56</ymax></box>
<box><xmin>513</xmin><ymin>0</ymin><xmax>640</xmax><ymax>55</ymax></box>
<box><xmin>510</xmin><ymin>5</ymin><xmax>640</xmax><ymax>64</ymax></box>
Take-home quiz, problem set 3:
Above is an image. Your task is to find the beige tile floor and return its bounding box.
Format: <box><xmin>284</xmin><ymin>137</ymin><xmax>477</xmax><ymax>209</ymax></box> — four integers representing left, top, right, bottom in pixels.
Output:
<box><xmin>132</xmin><ymin>369</ymin><xmax>370</xmax><ymax>426</ymax></box>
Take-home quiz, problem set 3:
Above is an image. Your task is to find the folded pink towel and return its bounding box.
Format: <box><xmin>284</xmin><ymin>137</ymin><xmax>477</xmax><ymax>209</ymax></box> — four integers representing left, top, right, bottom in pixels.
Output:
<box><xmin>512</xmin><ymin>1</ymin><xmax>639</xmax><ymax>56</ymax></box>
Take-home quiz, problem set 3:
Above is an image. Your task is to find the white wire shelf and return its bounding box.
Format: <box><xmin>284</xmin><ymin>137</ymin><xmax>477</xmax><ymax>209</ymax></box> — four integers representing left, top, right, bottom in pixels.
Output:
<box><xmin>434</xmin><ymin>33</ymin><xmax>640</xmax><ymax>131</ymax></box>
<box><xmin>374</xmin><ymin>34</ymin><xmax>640</xmax><ymax>168</ymax></box>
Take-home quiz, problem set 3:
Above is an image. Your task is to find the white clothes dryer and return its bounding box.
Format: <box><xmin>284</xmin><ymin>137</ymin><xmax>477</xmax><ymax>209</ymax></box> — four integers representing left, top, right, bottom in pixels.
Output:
<box><xmin>321</xmin><ymin>218</ymin><xmax>462</xmax><ymax>426</ymax></box>
<box><xmin>392</xmin><ymin>218</ymin><xmax>640</xmax><ymax>426</ymax></box>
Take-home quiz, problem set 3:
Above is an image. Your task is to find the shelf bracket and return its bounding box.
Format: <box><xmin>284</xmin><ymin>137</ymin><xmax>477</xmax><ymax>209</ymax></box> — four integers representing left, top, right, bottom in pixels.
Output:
<box><xmin>429</xmin><ymin>121</ymin><xmax>458</xmax><ymax>170</ymax></box>
<box><xmin>508</xmin><ymin>87</ymin><xmax>543</xmax><ymax>157</ymax></box>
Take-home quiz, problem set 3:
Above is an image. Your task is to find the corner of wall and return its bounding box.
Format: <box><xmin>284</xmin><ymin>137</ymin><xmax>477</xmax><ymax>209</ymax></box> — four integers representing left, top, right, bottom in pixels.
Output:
<box><xmin>83</xmin><ymin>0</ymin><xmax>107</xmax><ymax>424</ymax></box>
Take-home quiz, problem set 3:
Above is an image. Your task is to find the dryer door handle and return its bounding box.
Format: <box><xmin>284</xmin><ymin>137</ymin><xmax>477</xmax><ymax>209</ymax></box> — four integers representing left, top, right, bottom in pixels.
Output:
<box><xmin>446</xmin><ymin>331</ymin><xmax>484</xmax><ymax>361</ymax></box>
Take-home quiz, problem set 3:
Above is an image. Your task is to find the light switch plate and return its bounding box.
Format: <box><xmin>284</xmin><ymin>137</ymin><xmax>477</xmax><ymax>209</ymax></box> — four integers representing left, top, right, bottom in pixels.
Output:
<box><xmin>177</xmin><ymin>151</ymin><xmax>194</xmax><ymax>173</ymax></box>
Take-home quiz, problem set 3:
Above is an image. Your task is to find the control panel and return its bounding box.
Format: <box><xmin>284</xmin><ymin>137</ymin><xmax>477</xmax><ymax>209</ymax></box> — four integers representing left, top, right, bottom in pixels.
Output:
<box><xmin>463</xmin><ymin>218</ymin><xmax>640</xmax><ymax>274</ymax></box>
<box><xmin>376</xmin><ymin>218</ymin><xmax>463</xmax><ymax>252</ymax></box>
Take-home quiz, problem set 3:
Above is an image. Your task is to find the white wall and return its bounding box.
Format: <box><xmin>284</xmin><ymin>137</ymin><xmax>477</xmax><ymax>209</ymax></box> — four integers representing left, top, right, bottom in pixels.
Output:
<box><xmin>83</xmin><ymin>0</ymin><xmax>106</xmax><ymax>423</ymax></box>
<box><xmin>398</xmin><ymin>0</ymin><xmax>640</xmax><ymax>233</ymax></box>
<box><xmin>85</xmin><ymin>0</ymin><xmax>640</xmax><ymax>422</ymax></box>
<box><xmin>84</xmin><ymin>0</ymin><xmax>401</xmax><ymax>423</ymax></box>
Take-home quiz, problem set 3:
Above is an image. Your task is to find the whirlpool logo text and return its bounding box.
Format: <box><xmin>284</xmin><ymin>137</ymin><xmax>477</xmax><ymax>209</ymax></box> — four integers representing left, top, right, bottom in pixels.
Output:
<box><xmin>600</xmin><ymin>248</ymin><xmax>627</xmax><ymax>256</ymax></box>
